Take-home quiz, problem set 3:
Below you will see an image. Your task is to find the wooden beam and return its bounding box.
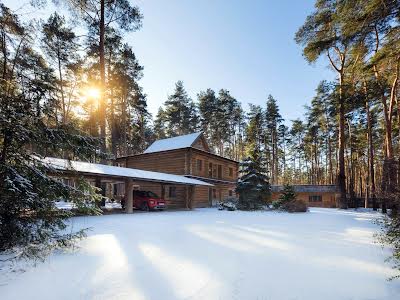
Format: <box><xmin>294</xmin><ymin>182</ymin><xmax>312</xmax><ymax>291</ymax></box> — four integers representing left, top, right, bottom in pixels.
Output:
<box><xmin>186</xmin><ymin>185</ymin><xmax>194</xmax><ymax>209</ymax></box>
<box><xmin>125</xmin><ymin>179</ymin><xmax>134</xmax><ymax>213</ymax></box>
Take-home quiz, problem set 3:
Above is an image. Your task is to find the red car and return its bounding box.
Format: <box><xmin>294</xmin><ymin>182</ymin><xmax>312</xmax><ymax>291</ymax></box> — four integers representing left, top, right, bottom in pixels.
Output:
<box><xmin>133</xmin><ymin>190</ymin><xmax>166</xmax><ymax>211</ymax></box>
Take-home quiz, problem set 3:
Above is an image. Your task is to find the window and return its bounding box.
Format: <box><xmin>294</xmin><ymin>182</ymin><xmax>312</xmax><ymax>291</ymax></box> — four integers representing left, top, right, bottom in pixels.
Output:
<box><xmin>63</xmin><ymin>178</ymin><xmax>75</xmax><ymax>187</ymax></box>
<box><xmin>197</xmin><ymin>159</ymin><xmax>203</xmax><ymax>172</ymax></box>
<box><xmin>135</xmin><ymin>191</ymin><xmax>146</xmax><ymax>197</ymax></box>
<box><xmin>218</xmin><ymin>165</ymin><xmax>222</xmax><ymax>179</ymax></box>
<box><xmin>213</xmin><ymin>164</ymin><xmax>217</xmax><ymax>178</ymax></box>
<box><xmin>169</xmin><ymin>186</ymin><xmax>177</xmax><ymax>198</ymax></box>
<box><xmin>229</xmin><ymin>190</ymin><xmax>233</xmax><ymax>197</ymax></box>
<box><xmin>146</xmin><ymin>191</ymin><xmax>159</xmax><ymax>198</ymax></box>
<box><xmin>229</xmin><ymin>167</ymin><xmax>233</xmax><ymax>177</ymax></box>
<box><xmin>309</xmin><ymin>195</ymin><xmax>322</xmax><ymax>202</ymax></box>
<box><xmin>208</xmin><ymin>163</ymin><xmax>213</xmax><ymax>177</ymax></box>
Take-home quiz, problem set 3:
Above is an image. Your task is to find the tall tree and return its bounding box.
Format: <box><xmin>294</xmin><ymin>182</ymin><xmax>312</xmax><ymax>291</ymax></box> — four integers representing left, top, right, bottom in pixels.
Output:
<box><xmin>163</xmin><ymin>81</ymin><xmax>199</xmax><ymax>137</ymax></box>
<box><xmin>0</xmin><ymin>4</ymin><xmax>100</xmax><ymax>258</ymax></box>
<box><xmin>153</xmin><ymin>107</ymin><xmax>167</xmax><ymax>140</ymax></box>
<box><xmin>296</xmin><ymin>0</ymin><xmax>352</xmax><ymax>208</ymax></box>
<box><xmin>265</xmin><ymin>95</ymin><xmax>282</xmax><ymax>184</ymax></box>
<box><xmin>41</xmin><ymin>12</ymin><xmax>80</xmax><ymax>125</ymax></box>
<box><xmin>56</xmin><ymin>0</ymin><xmax>143</xmax><ymax>155</ymax></box>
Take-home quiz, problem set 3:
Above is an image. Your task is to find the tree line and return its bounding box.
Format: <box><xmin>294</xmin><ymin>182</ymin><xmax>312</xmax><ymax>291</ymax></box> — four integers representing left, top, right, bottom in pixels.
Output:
<box><xmin>2</xmin><ymin>0</ymin><xmax>399</xmax><ymax>208</ymax></box>
<box><xmin>1</xmin><ymin>0</ymin><xmax>399</xmax><ymax>263</ymax></box>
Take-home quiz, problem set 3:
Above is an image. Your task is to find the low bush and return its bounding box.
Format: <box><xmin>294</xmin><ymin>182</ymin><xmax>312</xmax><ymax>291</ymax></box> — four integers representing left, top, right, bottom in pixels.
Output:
<box><xmin>218</xmin><ymin>197</ymin><xmax>238</xmax><ymax>211</ymax></box>
<box><xmin>282</xmin><ymin>200</ymin><xmax>308</xmax><ymax>213</ymax></box>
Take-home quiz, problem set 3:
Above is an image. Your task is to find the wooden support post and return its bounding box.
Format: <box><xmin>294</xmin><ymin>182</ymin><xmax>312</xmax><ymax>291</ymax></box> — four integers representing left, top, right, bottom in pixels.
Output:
<box><xmin>186</xmin><ymin>185</ymin><xmax>195</xmax><ymax>210</ymax></box>
<box><xmin>125</xmin><ymin>179</ymin><xmax>134</xmax><ymax>213</ymax></box>
<box><xmin>161</xmin><ymin>184</ymin><xmax>166</xmax><ymax>200</ymax></box>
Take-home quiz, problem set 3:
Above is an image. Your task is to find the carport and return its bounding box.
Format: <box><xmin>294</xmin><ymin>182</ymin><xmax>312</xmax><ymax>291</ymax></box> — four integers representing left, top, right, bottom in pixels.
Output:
<box><xmin>44</xmin><ymin>157</ymin><xmax>213</xmax><ymax>212</ymax></box>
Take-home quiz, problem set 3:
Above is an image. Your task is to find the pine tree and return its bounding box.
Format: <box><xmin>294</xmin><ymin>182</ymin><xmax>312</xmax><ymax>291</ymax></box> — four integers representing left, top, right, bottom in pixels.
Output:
<box><xmin>163</xmin><ymin>81</ymin><xmax>199</xmax><ymax>136</ymax></box>
<box><xmin>265</xmin><ymin>95</ymin><xmax>283</xmax><ymax>184</ymax></box>
<box><xmin>153</xmin><ymin>107</ymin><xmax>167</xmax><ymax>140</ymax></box>
<box><xmin>51</xmin><ymin>0</ymin><xmax>143</xmax><ymax>156</ymax></box>
<box><xmin>0</xmin><ymin>4</ymin><xmax>100</xmax><ymax>259</ymax></box>
<box><xmin>288</xmin><ymin>119</ymin><xmax>306</xmax><ymax>183</ymax></box>
<box><xmin>41</xmin><ymin>12</ymin><xmax>80</xmax><ymax>125</ymax></box>
<box><xmin>296</xmin><ymin>0</ymin><xmax>352</xmax><ymax>208</ymax></box>
<box><xmin>272</xmin><ymin>184</ymin><xmax>307</xmax><ymax>213</ymax></box>
<box><xmin>198</xmin><ymin>88</ymin><xmax>218</xmax><ymax>143</ymax></box>
<box><xmin>236</xmin><ymin>145</ymin><xmax>270</xmax><ymax>210</ymax></box>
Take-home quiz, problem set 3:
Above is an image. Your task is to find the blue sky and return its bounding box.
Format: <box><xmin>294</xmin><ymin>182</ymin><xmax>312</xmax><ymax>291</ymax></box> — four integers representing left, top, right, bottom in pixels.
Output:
<box><xmin>5</xmin><ymin>0</ymin><xmax>334</xmax><ymax>123</ymax></box>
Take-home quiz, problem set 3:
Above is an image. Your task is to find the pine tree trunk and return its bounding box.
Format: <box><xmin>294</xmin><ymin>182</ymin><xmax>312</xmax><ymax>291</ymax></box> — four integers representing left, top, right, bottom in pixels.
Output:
<box><xmin>107</xmin><ymin>53</ymin><xmax>117</xmax><ymax>158</ymax></box>
<box><xmin>57</xmin><ymin>51</ymin><xmax>66</xmax><ymax>124</ymax></box>
<box><xmin>338</xmin><ymin>72</ymin><xmax>347</xmax><ymax>208</ymax></box>
<box><xmin>121</xmin><ymin>91</ymin><xmax>128</xmax><ymax>156</ymax></box>
<box><xmin>99</xmin><ymin>0</ymin><xmax>107</xmax><ymax>158</ymax></box>
<box><xmin>365</xmin><ymin>87</ymin><xmax>377</xmax><ymax>210</ymax></box>
<box><xmin>328</xmin><ymin>135</ymin><xmax>333</xmax><ymax>184</ymax></box>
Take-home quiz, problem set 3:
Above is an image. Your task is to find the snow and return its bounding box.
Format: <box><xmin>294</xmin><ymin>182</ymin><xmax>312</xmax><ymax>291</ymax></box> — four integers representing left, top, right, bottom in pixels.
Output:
<box><xmin>1</xmin><ymin>208</ymin><xmax>399</xmax><ymax>300</ymax></box>
<box><xmin>143</xmin><ymin>132</ymin><xmax>202</xmax><ymax>153</ymax></box>
<box><xmin>55</xmin><ymin>201</ymin><xmax>122</xmax><ymax>210</ymax></box>
<box><xmin>43</xmin><ymin>157</ymin><xmax>212</xmax><ymax>186</ymax></box>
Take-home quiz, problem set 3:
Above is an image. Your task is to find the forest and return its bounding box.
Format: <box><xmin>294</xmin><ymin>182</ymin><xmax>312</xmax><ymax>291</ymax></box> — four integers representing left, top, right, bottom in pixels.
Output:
<box><xmin>0</xmin><ymin>0</ymin><xmax>399</xmax><ymax>209</ymax></box>
<box><xmin>1</xmin><ymin>1</ymin><xmax>399</xmax><ymax>207</ymax></box>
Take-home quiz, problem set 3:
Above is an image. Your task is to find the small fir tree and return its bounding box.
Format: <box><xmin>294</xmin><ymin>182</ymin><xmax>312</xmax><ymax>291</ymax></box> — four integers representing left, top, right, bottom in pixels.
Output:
<box><xmin>272</xmin><ymin>184</ymin><xmax>297</xmax><ymax>209</ymax></box>
<box><xmin>272</xmin><ymin>184</ymin><xmax>307</xmax><ymax>213</ymax></box>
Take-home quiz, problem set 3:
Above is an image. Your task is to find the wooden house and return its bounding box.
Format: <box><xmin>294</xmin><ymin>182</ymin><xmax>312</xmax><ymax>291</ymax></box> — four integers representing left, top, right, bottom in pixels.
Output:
<box><xmin>44</xmin><ymin>157</ymin><xmax>212</xmax><ymax>212</ymax></box>
<box><xmin>116</xmin><ymin>132</ymin><xmax>239</xmax><ymax>208</ymax></box>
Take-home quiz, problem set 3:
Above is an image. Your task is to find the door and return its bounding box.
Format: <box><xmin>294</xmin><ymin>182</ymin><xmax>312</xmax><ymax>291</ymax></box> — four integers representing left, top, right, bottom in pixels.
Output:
<box><xmin>209</xmin><ymin>188</ymin><xmax>218</xmax><ymax>206</ymax></box>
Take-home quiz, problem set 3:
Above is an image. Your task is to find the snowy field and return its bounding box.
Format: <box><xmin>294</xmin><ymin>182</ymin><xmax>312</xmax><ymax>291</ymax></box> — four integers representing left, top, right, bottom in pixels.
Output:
<box><xmin>1</xmin><ymin>208</ymin><xmax>400</xmax><ymax>300</ymax></box>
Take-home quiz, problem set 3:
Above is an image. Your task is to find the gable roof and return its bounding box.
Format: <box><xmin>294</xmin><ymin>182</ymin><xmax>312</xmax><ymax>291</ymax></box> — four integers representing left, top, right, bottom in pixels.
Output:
<box><xmin>144</xmin><ymin>132</ymin><xmax>204</xmax><ymax>154</ymax></box>
<box><xmin>44</xmin><ymin>157</ymin><xmax>213</xmax><ymax>186</ymax></box>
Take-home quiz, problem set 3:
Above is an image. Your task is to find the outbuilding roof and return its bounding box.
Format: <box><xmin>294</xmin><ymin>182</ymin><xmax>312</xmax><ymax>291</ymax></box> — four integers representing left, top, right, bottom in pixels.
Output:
<box><xmin>44</xmin><ymin>157</ymin><xmax>213</xmax><ymax>186</ymax></box>
<box><xmin>271</xmin><ymin>185</ymin><xmax>339</xmax><ymax>193</ymax></box>
<box><xmin>143</xmin><ymin>132</ymin><xmax>202</xmax><ymax>154</ymax></box>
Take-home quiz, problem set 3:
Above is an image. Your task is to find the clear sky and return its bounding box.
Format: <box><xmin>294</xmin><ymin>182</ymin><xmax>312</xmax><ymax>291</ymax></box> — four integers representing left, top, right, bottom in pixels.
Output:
<box><xmin>4</xmin><ymin>0</ymin><xmax>334</xmax><ymax>123</ymax></box>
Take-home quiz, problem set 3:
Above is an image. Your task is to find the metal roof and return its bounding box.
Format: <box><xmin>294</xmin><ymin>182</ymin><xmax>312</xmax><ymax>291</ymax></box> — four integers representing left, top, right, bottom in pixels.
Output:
<box><xmin>271</xmin><ymin>185</ymin><xmax>339</xmax><ymax>193</ymax></box>
<box><xmin>44</xmin><ymin>157</ymin><xmax>213</xmax><ymax>186</ymax></box>
<box><xmin>143</xmin><ymin>132</ymin><xmax>202</xmax><ymax>154</ymax></box>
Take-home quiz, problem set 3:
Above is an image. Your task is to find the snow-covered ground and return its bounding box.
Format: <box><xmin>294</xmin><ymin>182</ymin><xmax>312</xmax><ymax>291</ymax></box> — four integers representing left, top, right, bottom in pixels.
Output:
<box><xmin>55</xmin><ymin>200</ymin><xmax>122</xmax><ymax>210</ymax></box>
<box><xmin>1</xmin><ymin>208</ymin><xmax>399</xmax><ymax>300</ymax></box>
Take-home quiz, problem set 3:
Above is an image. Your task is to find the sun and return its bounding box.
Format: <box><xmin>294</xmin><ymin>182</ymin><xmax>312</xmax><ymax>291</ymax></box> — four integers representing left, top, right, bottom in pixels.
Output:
<box><xmin>84</xmin><ymin>87</ymin><xmax>101</xmax><ymax>100</ymax></box>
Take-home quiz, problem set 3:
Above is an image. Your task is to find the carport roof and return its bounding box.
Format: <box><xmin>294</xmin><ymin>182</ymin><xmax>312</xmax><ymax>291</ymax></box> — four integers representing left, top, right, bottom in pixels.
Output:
<box><xmin>44</xmin><ymin>157</ymin><xmax>213</xmax><ymax>186</ymax></box>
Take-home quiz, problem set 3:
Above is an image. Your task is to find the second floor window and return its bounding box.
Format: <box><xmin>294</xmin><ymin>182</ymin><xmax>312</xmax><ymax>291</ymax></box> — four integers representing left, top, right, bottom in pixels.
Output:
<box><xmin>229</xmin><ymin>167</ymin><xmax>233</xmax><ymax>177</ymax></box>
<box><xmin>197</xmin><ymin>159</ymin><xmax>202</xmax><ymax>172</ymax></box>
<box><xmin>208</xmin><ymin>163</ymin><xmax>213</xmax><ymax>177</ymax></box>
<box><xmin>218</xmin><ymin>165</ymin><xmax>222</xmax><ymax>179</ymax></box>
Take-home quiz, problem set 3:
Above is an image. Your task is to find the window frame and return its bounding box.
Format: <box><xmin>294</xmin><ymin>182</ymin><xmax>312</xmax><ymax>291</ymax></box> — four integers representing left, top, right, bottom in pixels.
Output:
<box><xmin>217</xmin><ymin>165</ymin><xmax>222</xmax><ymax>179</ymax></box>
<box><xmin>197</xmin><ymin>159</ymin><xmax>203</xmax><ymax>172</ymax></box>
<box><xmin>309</xmin><ymin>195</ymin><xmax>322</xmax><ymax>202</ymax></box>
<box><xmin>169</xmin><ymin>186</ymin><xmax>177</xmax><ymax>198</ymax></box>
